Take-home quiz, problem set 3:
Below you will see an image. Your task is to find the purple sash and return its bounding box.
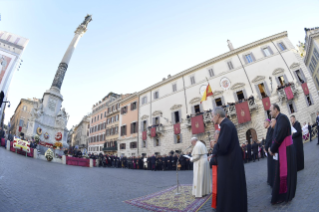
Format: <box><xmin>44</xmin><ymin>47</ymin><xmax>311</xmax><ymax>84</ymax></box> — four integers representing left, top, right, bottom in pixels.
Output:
<box><xmin>278</xmin><ymin>135</ymin><xmax>293</xmax><ymax>194</ymax></box>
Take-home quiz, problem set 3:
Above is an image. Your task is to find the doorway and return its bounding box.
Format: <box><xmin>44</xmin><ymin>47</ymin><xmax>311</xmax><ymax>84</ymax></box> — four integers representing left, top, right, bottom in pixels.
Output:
<box><xmin>245</xmin><ymin>128</ymin><xmax>257</xmax><ymax>144</ymax></box>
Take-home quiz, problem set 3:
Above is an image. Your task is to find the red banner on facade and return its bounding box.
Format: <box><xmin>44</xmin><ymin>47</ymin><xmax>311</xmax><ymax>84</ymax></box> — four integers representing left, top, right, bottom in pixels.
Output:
<box><xmin>301</xmin><ymin>83</ymin><xmax>309</xmax><ymax>95</ymax></box>
<box><xmin>235</xmin><ymin>101</ymin><xmax>251</xmax><ymax>124</ymax></box>
<box><xmin>284</xmin><ymin>86</ymin><xmax>294</xmax><ymax>100</ymax></box>
<box><xmin>150</xmin><ymin>127</ymin><xmax>156</xmax><ymax>137</ymax></box>
<box><xmin>262</xmin><ymin>97</ymin><xmax>271</xmax><ymax>111</ymax></box>
<box><xmin>18</xmin><ymin>126</ymin><xmax>22</xmax><ymax>132</ymax></box>
<box><xmin>191</xmin><ymin>115</ymin><xmax>205</xmax><ymax>134</ymax></box>
<box><xmin>39</xmin><ymin>141</ymin><xmax>54</xmax><ymax>148</ymax></box>
<box><xmin>142</xmin><ymin>131</ymin><xmax>147</xmax><ymax>140</ymax></box>
<box><xmin>174</xmin><ymin>123</ymin><xmax>180</xmax><ymax>135</ymax></box>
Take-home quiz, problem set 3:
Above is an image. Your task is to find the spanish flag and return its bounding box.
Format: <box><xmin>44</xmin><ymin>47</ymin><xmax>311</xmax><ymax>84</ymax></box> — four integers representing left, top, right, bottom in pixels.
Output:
<box><xmin>200</xmin><ymin>84</ymin><xmax>213</xmax><ymax>103</ymax></box>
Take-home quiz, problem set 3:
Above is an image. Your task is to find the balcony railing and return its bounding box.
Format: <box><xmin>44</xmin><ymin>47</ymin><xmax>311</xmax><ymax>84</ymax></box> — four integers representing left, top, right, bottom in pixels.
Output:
<box><xmin>103</xmin><ymin>146</ymin><xmax>118</xmax><ymax>151</ymax></box>
<box><xmin>224</xmin><ymin>98</ymin><xmax>257</xmax><ymax>117</ymax></box>
<box><xmin>186</xmin><ymin>111</ymin><xmax>212</xmax><ymax>127</ymax></box>
<box><xmin>147</xmin><ymin>125</ymin><xmax>164</xmax><ymax>136</ymax></box>
<box><xmin>277</xmin><ymin>83</ymin><xmax>298</xmax><ymax>105</ymax></box>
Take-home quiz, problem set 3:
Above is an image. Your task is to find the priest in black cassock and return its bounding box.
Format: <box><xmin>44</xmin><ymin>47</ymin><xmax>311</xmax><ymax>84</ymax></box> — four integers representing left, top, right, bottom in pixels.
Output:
<box><xmin>269</xmin><ymin>104</ymin><xmax>297</xmax><ymax>204</ymax></box>
<box><xmin>212</xmin><ymin>107</ymin><xmax>247</xmax><ymax>212</ymax></box>
<box><xmin>290</xmin><ymin>115</ymin><xmax>304</xmax><ymax>171</ymax></box>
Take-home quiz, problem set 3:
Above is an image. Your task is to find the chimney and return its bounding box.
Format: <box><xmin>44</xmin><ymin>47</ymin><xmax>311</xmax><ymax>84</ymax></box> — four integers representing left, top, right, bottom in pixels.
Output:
<box><xmin>227</xmin><ymin>40</ymin><xmax>234</xmax><ymax>51</ymax></box>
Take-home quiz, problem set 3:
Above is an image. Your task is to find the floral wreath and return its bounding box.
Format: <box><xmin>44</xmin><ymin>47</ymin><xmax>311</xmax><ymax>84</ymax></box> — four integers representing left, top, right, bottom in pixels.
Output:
<box><xmin>44</xmin><ymin>132</ymin><xmax>49</xmax><ymax>139</ymax></box>
<box><xmin>37</xmin><ymin>127</ymin><xmax>42</xmax><ymax>135</ymax></box>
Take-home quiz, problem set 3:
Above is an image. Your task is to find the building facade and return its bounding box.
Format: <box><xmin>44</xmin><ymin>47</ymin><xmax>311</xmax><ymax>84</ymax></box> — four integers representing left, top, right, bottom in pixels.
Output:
<box><xmin>10</xmin><ymin>98</ymin><xmax>38</xmax><ymax>137</ymax></box>
<box><xmin>0</xmin><ymin>31</ymin><xmax>29</xmax><ymax>125</ymax></box>
<box><xmin>73</xmin><ymin>114</ymin><xmax>90</xmax><ymax>150</ymax></box>
<box><xmin>304</xmin><ymin>27</ymin><xmax>319</xmax><ymax>91</ymax></box>
<box><xmin>137</xmin><ymin>31</ymin><xmax>319</xmax><ymax>156</ymax></box>
<box><xmin>118</xmin><ymin>93</ymin><xmax>139</xmax><ymax>156</ymax></box>
<box><xmin>88</xmin><ymin>92</ymin><xmax>121</xmax><ymax>155</ymax></box>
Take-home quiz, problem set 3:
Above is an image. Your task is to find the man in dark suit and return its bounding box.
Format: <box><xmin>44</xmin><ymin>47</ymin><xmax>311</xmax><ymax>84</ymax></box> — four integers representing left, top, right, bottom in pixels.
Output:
<box><xmin>252</xmin><ymin>141</ymin><xmax>259</xmax><ymax>162</ymax></box>
<box><xmin>291</xmin><ymin>115</ymin><xmax>304</xmax><ymax>171</ymax></box>
<box><xmin>308</xmin><ymin>122</ymin><xmax>312</xmax><ymax>141</ymax></box>
<box><xmin>317</xmin><ymin>112</ymin><xmax>319</xmax><ymax>145</ymax></box>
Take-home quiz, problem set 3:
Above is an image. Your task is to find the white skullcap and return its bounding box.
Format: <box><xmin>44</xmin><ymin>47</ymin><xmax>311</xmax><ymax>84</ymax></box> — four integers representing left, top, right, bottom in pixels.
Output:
<box><xmin>191</xmin><ymin>137</ymin><xmax>198</xmax><ymax>142</ymax></box>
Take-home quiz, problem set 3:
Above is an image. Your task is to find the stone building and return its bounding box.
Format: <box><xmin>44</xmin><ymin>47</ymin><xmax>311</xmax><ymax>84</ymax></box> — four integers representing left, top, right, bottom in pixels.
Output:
<box><xmin>73</xmin><ymin>114</ymin><xmax>90</xmax><ymax>150</ymax></box>
<box><xmin>137</xmin><ymin>31</ymin><xmax>319</xmax><ymax>156</ymax></box>
<box><xmin>304</xmin><ymin>27</ymin><xmax>319</xmax><ymax>91</ymax></box>
<box><xmin>88</xmin><ymin>92</ymin><xmax>121</xmax><ymax>155</ymax></box>
<box><xmin>118</xmin><ymin>93</ymin><xmax>139</xmax><ymax>157</ymax></box>
<box><xmin>0</xmin><ymin>31</ymin><xmax>29</xmax><ymax>125</ymax></box>
<box><xmin>10</xmin><ymin>98</ymin><xmax>38</xmax><ymax>137</ymax></box>
<box><xmin>104</xmin><ymin>94</ymin><xmax>131</xmax><ymax>155</ymax></box>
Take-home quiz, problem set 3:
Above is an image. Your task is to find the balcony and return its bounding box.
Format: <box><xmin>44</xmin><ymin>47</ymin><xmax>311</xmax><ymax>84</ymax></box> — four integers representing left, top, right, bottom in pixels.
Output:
<box><xmin>224</xmin><ymin>98</ymin><xmax>257</xmax><ymax>117</ymax></box>
<box><xmin>103</xmin><ymin>146</ymin><xmax>118</xmax><ymax>151</ymax></box>
<box><xmin>186</xmin><ymin>111</ymin><xmax>212</xmax><ymax>127</ymax></box>
<box><xmin>277</xmin><ymin>83</ymin><xmax>298</xmax><ymax>105</ymax></box>
<box><xmin>147</xmin><ymin>125</ymin><xmax>164</xmax><ymax>136</ymax></box>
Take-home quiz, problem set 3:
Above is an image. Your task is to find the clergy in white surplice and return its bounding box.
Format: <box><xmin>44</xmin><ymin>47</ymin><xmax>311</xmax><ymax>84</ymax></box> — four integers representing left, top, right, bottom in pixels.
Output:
<box><xmin>190</xmin><ymin>137</ymin><xmax>212</xmax><ymax>197</ymax></box>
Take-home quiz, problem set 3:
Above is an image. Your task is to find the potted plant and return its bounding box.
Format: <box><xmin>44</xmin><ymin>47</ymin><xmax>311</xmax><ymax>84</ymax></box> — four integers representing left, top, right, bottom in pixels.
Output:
<box><xmin>45</xmin><ymin>148</ymin><xmax>54</xmax><ymax>162</ymax></box>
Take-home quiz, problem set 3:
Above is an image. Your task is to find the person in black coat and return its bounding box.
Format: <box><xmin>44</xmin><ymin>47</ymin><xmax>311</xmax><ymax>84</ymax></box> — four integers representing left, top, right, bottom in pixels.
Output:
<box><xmin>150</xmin><ymin>155</ymin><xmax>156</xmax><ymax>171</ymax></box>
<box><xmin>264</xmin><ymin>118</ymin><xmax>275</xmax><ymax>187</ymax></box>
<box><xmin>308</xmin><ymin>122</ymin><xmax>312</xmax><ymax>141</ymax></box>
<box><xmin>0</xmin><ymin>127</ymin><xmax>5</xmax><ymax>139</ymax></box>
<box><xmin>8</xmin><ymin>131</ymin><xmax>13</xmax><ymax>142</ymax></box>
<box><xmin>252</xmin><ymin>141</ymin><xmax>259</xmax><ymax>162</ymax></box>
<box><xmin>290</xmin><ymin>115</ymin><xmax>304</xmax><ymax>171</ymax></box>
<box><xmin>211</xmin><ymin>107</ymin><xmax>247</xmax><ymax>212</ymax></box>
<box><xmin>246</xmin><ymin>142</ymin><xmax>251</xmax><ymax>162</ymax></box>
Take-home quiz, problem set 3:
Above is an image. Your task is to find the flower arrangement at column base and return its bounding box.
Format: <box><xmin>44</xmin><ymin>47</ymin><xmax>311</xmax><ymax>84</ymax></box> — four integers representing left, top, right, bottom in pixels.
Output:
<box><xmin>45</xmin><ymin>148</ymin><xmax>54</xmax><ymax>162</ymax></box>
<box><xmin>53</xmin><ymin>142</ymin><xmax>63</xmax><ymax>150</ymax></box>
<box><xmin>34</xmin><ymin>134</ymin><xmax>40</xmax><ymax>144</ymax></box>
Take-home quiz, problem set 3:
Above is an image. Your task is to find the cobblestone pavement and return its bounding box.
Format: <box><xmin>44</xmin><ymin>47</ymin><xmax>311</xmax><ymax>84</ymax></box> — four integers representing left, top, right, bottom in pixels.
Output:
<box><xmin>1</xmin><ymin>139</ymin><xmax>319</xmax><ymax>212</ymax></box>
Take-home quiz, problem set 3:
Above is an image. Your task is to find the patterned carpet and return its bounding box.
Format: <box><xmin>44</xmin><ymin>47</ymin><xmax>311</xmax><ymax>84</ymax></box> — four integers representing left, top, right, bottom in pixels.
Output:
<box><xmin>124</xmin><ymin>184</ymin><xmax>211</xmax><ymax>212</ymax></box>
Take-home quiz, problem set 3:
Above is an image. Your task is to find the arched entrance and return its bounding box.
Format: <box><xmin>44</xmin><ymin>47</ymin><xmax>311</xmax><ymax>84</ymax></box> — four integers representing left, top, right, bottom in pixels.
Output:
<box><xmin>246</xmin><ymin>128</ymin><xmax>257</xmax><ymax>144</ymax></box>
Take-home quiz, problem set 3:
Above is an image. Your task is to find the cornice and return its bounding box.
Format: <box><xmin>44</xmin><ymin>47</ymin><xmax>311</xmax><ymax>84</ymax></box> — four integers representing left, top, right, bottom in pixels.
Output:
<box><xmin>289</xmin><ymin>62</ymin><xmax>300</xmax><ymax>70</ymax></box>
<box><xmin>189</xmin><ymin>97</ymin><xmax>201</xmax><ymax>104</ymax></box>
<box><xmin>137</xmin><ymin>31</ymin><xmax>288</xmax><ymax>95</ymax></box>
<box><xmin>141</xmin><ymin>115</ymin><xmax>149</xmax><ymax>120</ymax></box>
<box><xmin>272</xmin><ymin>68</ymin><xmax>285</xmax><ymax>75</ymax></box>
<box><xmin>170</xmin><ymin>104</ymin><xmax>183</xmax><ymax>111</ymax></box>
<box><xmin>0</xmin><ymin>38</ymin><xmax>24</xmax><ymax>50</ymax></box>
<box><xmin>231</xmin><ymin>83</ymin><xmax>245</xmax><ymax>90</ymax></box>
<box><xmin>213</xmin><ymin>90</ymin><xmax>224</xmax><ymax>96</ymax></box>
<box><xmin>152</xmin><ymin>110</ymin><xmax>162</xmax><ymax>116</ymax></box>
<box><xmin>251</xmin><ymin>76</ymin><xmax>265</xmax><ymax>83</ymax></box>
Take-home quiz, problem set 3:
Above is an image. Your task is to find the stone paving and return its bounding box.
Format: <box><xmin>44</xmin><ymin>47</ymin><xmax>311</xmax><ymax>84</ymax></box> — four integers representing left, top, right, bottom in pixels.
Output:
<box><xmin>0</xmin><ymin>139</ymin><xmax>319</xmax><ymax>212</ymax></box>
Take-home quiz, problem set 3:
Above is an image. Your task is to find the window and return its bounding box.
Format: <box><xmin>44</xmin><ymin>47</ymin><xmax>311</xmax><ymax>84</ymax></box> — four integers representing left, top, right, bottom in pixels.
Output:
<box><xmin>278</xmin><ymin>42</ymin><xmax>287</xmax><ymax>51</ymax></box>
<box><xmin>120</xmin><ymin>143</ymin><xmax>126</xmax><ymax>150</ymax></box>
<box><xmin>227</xmin><ymin>61</ymin><xmax>234</xmax><ymax>70</ymax></box>
<box><xmin>244</xmin><ymin>53</ymin><xmax>254</xmax><ymax>63</ymax></box>
<box><xmin>121</xmin><ymin>106</ymin><xmax>128</xmax><ymax>114</ymax></box>
<box><xmin>287</xmin><ymin>101</ymin><xmax>297</xmax><ymax>114</ymax></box>
<box><xmin>305</xmin><ymin>94</ymin><xmax>313</xmax><ymax>106</ymax></box>
<box><xmin>154</xmin><ymin>117</ymin><xmax>160</xmax><ymax>125</ymax></box>
<box><xmin>100</xmin><ymin>114</ymin><xmax>102</xmax><ymax>119</ymax></box>
<box><xmin>115</xmin><ymin>127</ymin><xmax>118</xmax><ymax>134</ymax></box>
<box><xmin>142</xmin><ymin>140</ymin><xmax>146</xmax><ymax>148</ymax></box>
<box><xmin>215</xmin><ymin>98</ymin><xmax>223</xmax><ymax>106</ymax></box>
<box><xmin>91</xmin><ymin>119</ymin><xmax>93</xmax><ymax>123</ymax></box>
<box><xmin>131</xmin><ymin>102</ymin><xmax>137</xmax><ymax>110</ymax></box>
<box><xmin>174</xmin><ymin>134</ymin><xmax>182</xmax><ymax>144</ymax></box>
<box><xmin>130</xmin><ymin>142</ymin><xmax>137</xmax><ymax>149</ymax></box>
<box><xmin>154</xmin><ymin>137</ymin><xmax>160</xmax><ymax>146</ymax></box>
<box><xmin>311</xmin><ymin>56</ymin><xmax>317</xmax><ymax>68</ymax></box>
<box><xmin>97</xmin><ymin>116</ymin><xmax>99</xmax><ymax>121</ymax></box>
<box><xmin>22</xmin><ymin>106</ymin><xmax>27</xmax><ymax>111</ymax></box>
<box><xmin>316</xmin><ymin>77</ymin><xmax>319</xmax><ymax>87</ymax></box>
<box><xmin>262</xmin><ymin>47</ymin><xmax>272</xmax><ymax>57</ymax></box>
<box><xmin>121</xmin><ymin>125</ymin><xmax>127</xmax><ymax>136</ymax></box>
<box><xmin>94</xmin><ymin>117</ymin><xmax>96</xmax><ymax>122</ymax></box>
<box><xmin>208</xmin><ymin>68</ymin><xmax>214</xmax><ymax>77</ymax></box>
<box><xmin>190</xmin><ymin>76</ymin><xmax>196</xmax><ymax>85</ymax></box>
<box><xmin>131</xmin><ymin>122</ymin><xmax>137</xmax><ymax>134</ymax></box>
<box><xmin>116</xmin><ymin>114</ymin><xmax>119</xmax><ymax>121</ymax></box>
<box><xmin>142</xmin><ymin>120</ymin><xmax>147</xmax><ymax>131</ymax></box>
<box><xmin>193</xmin><ymin>104</ymin><xmax>201</xmax><ymax>114</ymax></box>
<box><xmin>236</xmin><ymin>91</ymin><xmax>245</xmax><ymax>101</ymax></box>
<box><xmin>154</xmin><ymin>91</ymin><xmax>159</xmax><ymax>99</ymax></box>
<box><xmin>309</xmin><ymin>64</ymin><xmax>315</xmax><ymax>74</ymax></box>
<box><xmin>142</xmin><ymin>96</ymin><xmax>147</xmax><ymax>105</ymax></box>
<box><xmin>104</xmin><ymin>112</ymin><xmax>107</xmax><ymax>117</ymax></box>
<box><xmin>314</xmin><ymin>48</ymin><xmax>319</xmax><ymax>60</ymax></box>
<box><xmin>174</xmin><ymin>111</ymin><xmax>180</xmax><ymax>123</ymax></box>
<box><xmin>278</xmin><ymin>76</ymin><xmax>286</xmax><ymax>86</ymax></box>
<box><xmin>172</xmin><ymin>83</ymin><xmax>177</xmax><ymax>92</ymax></box>
<box><xmin>108</xmin><ymin>107</ymin><xmax>110</xmax><ymax>113</ymax></box>
<box><xmin>257</xmin><ymin>83</ymin><xmax>268</xmax><ymax>98</ymax></box>
<box><xmin>294</xmin><ymin>69</ymin><xmax>306</xmax><ymax>84</ymax></box>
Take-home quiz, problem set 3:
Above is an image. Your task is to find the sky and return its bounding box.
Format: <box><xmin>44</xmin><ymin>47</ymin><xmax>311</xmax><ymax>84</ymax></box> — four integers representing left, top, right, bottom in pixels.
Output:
<box><xmin>0</xmin><ymin>0</ymin><xmax>318</xmax><ymax>129</ymax></box>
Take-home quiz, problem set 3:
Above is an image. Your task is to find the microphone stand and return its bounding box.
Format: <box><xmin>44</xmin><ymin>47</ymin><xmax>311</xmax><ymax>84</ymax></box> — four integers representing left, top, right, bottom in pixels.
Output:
<box><xmin>175</xmin><ymin>145</ymin><xmax>192</xmax><ymax>195</ymax></box>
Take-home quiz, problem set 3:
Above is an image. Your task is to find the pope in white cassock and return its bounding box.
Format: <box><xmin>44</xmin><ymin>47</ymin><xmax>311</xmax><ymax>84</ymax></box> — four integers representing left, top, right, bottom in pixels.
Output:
<box><xmin>190</xmin><ymin>137</ymin><xmax>211</xmax><ymax>197</ymax></box>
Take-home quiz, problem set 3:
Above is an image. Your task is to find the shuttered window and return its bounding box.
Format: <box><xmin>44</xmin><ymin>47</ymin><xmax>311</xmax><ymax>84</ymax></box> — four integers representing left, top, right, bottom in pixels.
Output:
<box><xmin>190</xmin><ymin>76</ymin><xmax>196</xmax><ymax>85</ymax></box>
<box><xmin>172</xmin><ymin>83</ymin><xmax>177</xmax><ymax>92</ymax></box>
<box><xmin>278</xmin><ymin>42</ymin><xmax>287</xmax><ymax>51</ymax></box>
<box><xmin>208</xmin><ymin>68</ymin><xmax>214</xmax><ymax>77</ymax></box>
<box><xmin>314</xmin><ymin>48</ymin><xmax>319</xmax><ymax>60</ymax></box>
<box><xmin>227</xmin><ymin>61</ymin><xmax>234</xmax><ymax>70</ymax></box>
